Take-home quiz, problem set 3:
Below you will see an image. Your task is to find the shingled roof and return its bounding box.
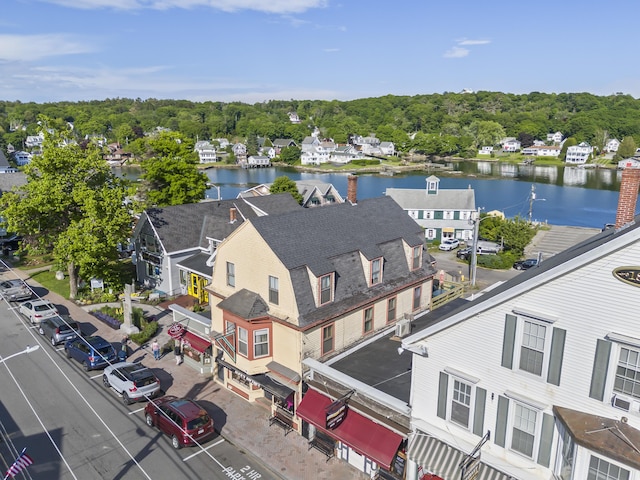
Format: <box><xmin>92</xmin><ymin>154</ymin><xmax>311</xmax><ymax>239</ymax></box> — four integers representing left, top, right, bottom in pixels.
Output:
<box><xmin>142</xmin><ymin>194</ymin><xmax>301</xmax><ymax>254</ymax></box>
<box><xmin>249</xmin><ymin>196</ymin><xmax>436</xmax><ymax>328</ymax></box>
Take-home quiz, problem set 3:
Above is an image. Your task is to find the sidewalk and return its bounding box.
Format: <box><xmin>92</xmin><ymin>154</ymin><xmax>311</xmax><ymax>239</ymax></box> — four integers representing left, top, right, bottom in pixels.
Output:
<box><xmin>8</xmin><ymin>264</ymin><xmax>366</xmax><ymax>480</ymax></box>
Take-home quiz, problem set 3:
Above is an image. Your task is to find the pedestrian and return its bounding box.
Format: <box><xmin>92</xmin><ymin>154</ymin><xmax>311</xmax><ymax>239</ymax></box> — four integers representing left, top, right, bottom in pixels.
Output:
<box><xmin>151</xmin><ymin>339</ymin><xmax>160</xmax><ymax>361</ymax></box>
<box><xmin>119</xmin><ymin>336</ymin><xmax>128</xmax><ymax>361</ymax></box>
<box><xmin>174</xmin><ymin>340</ymin><xmax>182</xmax><ymax>365</ymax></box>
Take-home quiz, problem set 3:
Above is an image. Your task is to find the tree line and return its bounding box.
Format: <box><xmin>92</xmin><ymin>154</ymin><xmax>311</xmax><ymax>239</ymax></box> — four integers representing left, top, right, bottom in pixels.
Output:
<box><xmin>1</xmin><ymin>91</ymin><xmax>640</xmax><ymax>159</ymax></box>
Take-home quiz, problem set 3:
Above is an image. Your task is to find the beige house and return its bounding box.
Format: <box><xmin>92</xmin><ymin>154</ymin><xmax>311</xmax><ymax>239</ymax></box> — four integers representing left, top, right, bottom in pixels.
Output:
<box><xmin>208</xmin><ymin>177</ymin><xmax>436</xmax><ymax>432</ymax></box>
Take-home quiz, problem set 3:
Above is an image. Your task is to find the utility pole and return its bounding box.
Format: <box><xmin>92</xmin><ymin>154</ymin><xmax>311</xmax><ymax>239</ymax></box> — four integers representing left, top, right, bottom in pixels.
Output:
<box><xmin>470</xmin><ymin>208</ymin><xmax>480</xmax><ymax>288</ymax></box>
<box><xmin>528</xmin><ymin>184</ymin><xmax>536</xmax><ymax>224</ymax></box>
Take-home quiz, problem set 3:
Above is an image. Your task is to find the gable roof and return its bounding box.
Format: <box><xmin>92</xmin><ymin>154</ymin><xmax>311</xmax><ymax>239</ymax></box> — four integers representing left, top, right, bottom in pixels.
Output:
<box><xmin>141</xmin><ymin>194</ymin><xmax>301</xmax><ymax>254</ymax></box>
<box><xmin>403</xmin><ymin>219</ymin><xmax>640</xmax><ymax>345</ymax></box>
<box><xmin>385</xmin><ymin>187</ymin><xmax>475</xmax><ymax>210</ymax></box>
<box><xmin>248</xmin><ymin>196</ymin><xmax>435</xmax><ymax>328</ymax></box>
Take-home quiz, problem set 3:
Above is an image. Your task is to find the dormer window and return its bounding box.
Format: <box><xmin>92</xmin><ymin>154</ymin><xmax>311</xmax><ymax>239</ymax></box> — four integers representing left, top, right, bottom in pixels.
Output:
<box><xmin>320</xmin><ymin>274</ymin><xmax>332</xmax><ymax>305</ymax></box>
<box><xmin>412</xmin><ymin>246</ymin><xmax>421</xmax><ymax>270</ymax></box>
<box><xmin>370</xmin><ymin>258</ymin><xmax>382</xmax><ymax>285</ymax></box>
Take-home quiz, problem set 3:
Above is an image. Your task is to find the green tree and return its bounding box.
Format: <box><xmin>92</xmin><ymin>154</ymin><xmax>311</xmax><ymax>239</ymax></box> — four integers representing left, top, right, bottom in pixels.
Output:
<box><xmin>617</xmin><ymin>136</ymin><xmax>637</xmax><ymax>159</ymax></box>
<box><xmin>279</xmin><ymin>146</ymin><xmax>301</xmax><ymax>165</ymax></box>
<box><xmin>139</xmin><ymin>157</ymin><xmax>208</xmax><ymax>207</ymax></box>
<box><xmin>559</xmin><ymin>137</ymin><xmax>577</xmax><ymax>161</ymax></box>
<box><xmin>0</xmin><ymin>122</ymin><xmax>132</xmax><ymax>299</ymax></box>
<box><xmin>269</xmin><ymin>176</ymin><xmax>303</xmax><ymax>204</ymax></box>
<box><xmin>499</xmin><ymin>216</ymin><xmax>536</xmax><ymax>255</ymax></box>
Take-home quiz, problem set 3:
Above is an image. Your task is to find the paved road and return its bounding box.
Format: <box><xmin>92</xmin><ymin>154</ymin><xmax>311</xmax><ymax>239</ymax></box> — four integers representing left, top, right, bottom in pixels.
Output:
<box><xmin>0</xmin><ymin>294</ymin><xmax>278</xmax><ymax>480</ymax></box>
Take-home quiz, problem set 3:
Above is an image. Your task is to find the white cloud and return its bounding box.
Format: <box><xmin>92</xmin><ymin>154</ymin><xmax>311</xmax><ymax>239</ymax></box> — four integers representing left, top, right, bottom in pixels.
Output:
<box><xmin>443</xmin><ymin>47</ymin><xmax>469</xmax><ymax>59</ymax></box>
<box><xmin>323</xmin><ymin>48</ymin><xmax>339</xmax><ymax>52</ymax></box>
<box><xmin>41</xmin><ymin>0</ymin><xmax>328</xmax><ymax>14</ymax></box>
<box><xmin>457</xmin><ymin>39</ymin><xmax>490</xmax><ymax>46</ymax></box>
<box><xmin>0</xmin><ymin>34</ymin><xmax>95</xmax><ymax>61</ymax></box>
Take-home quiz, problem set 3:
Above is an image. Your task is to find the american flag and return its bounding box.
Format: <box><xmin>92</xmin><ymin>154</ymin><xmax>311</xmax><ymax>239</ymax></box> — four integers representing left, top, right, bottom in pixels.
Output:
<box><xmin>4</xmin><ymin>448</ymin><xmax>33</xmax><ymax>479</ymax></box>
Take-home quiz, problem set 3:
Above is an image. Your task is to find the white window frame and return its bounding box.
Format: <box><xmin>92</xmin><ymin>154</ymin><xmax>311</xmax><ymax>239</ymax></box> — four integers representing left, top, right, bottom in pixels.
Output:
<box><xmin>443</xmin><ymin>210</ymin><xmax>454</xmax><ymax>220</ymax></box>
<box><xmin>508</xmin><ymin>401</ymin><xmax>540</xmax><ymax>459</ymax></box>
<box><xmin>449</xmin><ymin>378</ymin><xmax>473</xmax><ymax>429</ymax></box>
<box><xmin>587</xmin><ymin>455</ymin><xmax>630</xmax><ymax>480</ymax></box>
<box><xmin>370</xmin><ymin>258</ymin><xmax>382</xmax><ymax>285</ymax></box>
<box><xmin>226</xmin><ymin>262</ymin><xmax>235</xmax><ymax>287</ymax></box>
<box><xmin>268</xmin><ymin>275</ymin><xmax>279</xmax><ymax>305</ymax></box>
<box><xmin>514</xmin><ymin>317</ymin><xmax>550</xmax><ymax>379</ymax></box>
<box><xmin>613</xmin><ymin>345</ymin><xmax>640</xmax><ymax>400</ymax></box>
<box><xmin>253</xmin><ymin>329</ymin><xmax>269</xmax><ymax>358</ymax></box>
<box><xmin>238</xmin><ymin>327</ymin><xmax>248</xmax><ymax>357</ymax></box>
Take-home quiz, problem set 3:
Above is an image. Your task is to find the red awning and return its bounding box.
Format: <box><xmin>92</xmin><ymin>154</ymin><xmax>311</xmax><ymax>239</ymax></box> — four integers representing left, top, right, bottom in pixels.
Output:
<box><xmin>296</xmin><ymin>389</ymin><xmax>402</xmax><ymax>470</ymax></box>
<box><xmin>181</xmin><ymin>331</ymin><xmax>211</xmax><ymax>353</ymax></box>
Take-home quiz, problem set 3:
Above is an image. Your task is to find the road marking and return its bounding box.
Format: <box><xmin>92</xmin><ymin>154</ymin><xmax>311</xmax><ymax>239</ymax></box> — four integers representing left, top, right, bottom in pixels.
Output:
<box><xmin>128</xmin><ymin>407</ymin><xmax>145</xmax><ymax>415</ymax></box>
<box><xmin>56</xmin><ymin>347</ymin><xmax>65</xmax><ymax>351</ymax></box>
<box><xmin>90</xmin><ymin>373</ymin><xmax>102</xmax><ymax>380</ymax></box>
<box><xmin>182</xmin><ymin>439</ymin><xmax>225</xmax><ymax>461</ymax></box>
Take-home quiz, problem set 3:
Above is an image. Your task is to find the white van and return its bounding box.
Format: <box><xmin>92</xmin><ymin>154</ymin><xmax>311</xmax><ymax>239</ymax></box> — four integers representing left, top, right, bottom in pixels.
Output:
<box><xmin>476</xmin><ymin>240</ymin><xmax>502</xmax><ymax>254</ymax></box>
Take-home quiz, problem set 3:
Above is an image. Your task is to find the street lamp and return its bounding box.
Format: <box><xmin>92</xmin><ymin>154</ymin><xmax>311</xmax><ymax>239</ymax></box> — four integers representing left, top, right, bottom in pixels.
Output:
<box><xmin>469</xmin><ymin>209</ymin><xmax>481</xmax><ymax>288</ymax></box>
<box><xmin>0</xmin><ymin>345</ymin><xmax>40</xmax><ymax>364</ymax></box>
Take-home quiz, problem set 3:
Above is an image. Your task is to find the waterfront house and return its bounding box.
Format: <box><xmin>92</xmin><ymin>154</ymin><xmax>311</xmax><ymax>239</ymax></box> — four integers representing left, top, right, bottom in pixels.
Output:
<box><xmin>246</xmin><ymin>155</ymin><xmax>271</xmax><ymax>168</ymax></box>
<box><xmin>400</xmin><ymin>168</ymin><xmax>640</xmax><ymax>480</ymax></box>
<box><xmin>521</xmin><ymin>145</ymin><xmax>561</xmax><ymax>157</ymax></box>
<box><xmin>194</xmin><ymin>140</ymin><xmax>217</xmax><ymax>164</ymax></box>
<box><xmin>272</xmin><ymin>139</ymin><xmax>297</xmax><ymax>154</ymax></box>
<box><xmin>385</xmin><ymin>176</ymin><xmax>476</xmax><ymax>243</ymax></box>
<box><xmin>209</xmin><ymin>176</ymin><xmax>436</xmax><ymax>437</ymax></box>
<box><xmin>501</xmin><ymin>138</ymin><xmax>521</xmax><ymax>152</ymax></box>
<box><xmin>547</xmin><ymin>132</ymin><xmax>563</xmax><ymax>144</ymax></box>
<box><xmin>478</xmin><ymin>146</ymin><xmax>494</xmax><ymax>155</ymax></box>
<box><xmin>605</xmin><ymin>138</ymin><xmax>621</xmax><ymax>153</ymax></box>
<box><xmin>618</xmin><ymin>158</ymin><xmax>640</xmax><ymax>169</ymax></box>
<box><xmin>565</xmin><ymin>142</ymin><xmax>593</xmax><ymax>165</ymax></box>
<box><xmin>131</xmin><ymin>195</ymin><xmax>301</xmax><ymax>301</ymax></box>
<box><xmin>380</xmin><ymin>141</ymin><xmax>396</xmax><ymax>156</ymax></box>
<box><xmin>11</xmin><ymin>151</ymin><xmax>31</xmax><ymax>166</ymax></box>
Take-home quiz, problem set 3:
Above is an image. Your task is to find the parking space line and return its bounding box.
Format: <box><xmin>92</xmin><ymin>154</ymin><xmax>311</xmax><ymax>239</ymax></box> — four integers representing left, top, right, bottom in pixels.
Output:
<box><xmin>56</xmin><ymin>347</ymin><xmax>64</xmax><ymax>352</ymax></box>
<box><xmin>182</xmin><ymin>439</ymin><xmax>225</xmax><ymax>462</ymax></box>
<box><xmin>128</xmin><ymin>407</ymin><xmax>145</xmax><ymax>415</ymax></box>
<box><xmin>90</xmin><ymin>373</ymin><xmax>102</xmax><ymax>380</ymax></box>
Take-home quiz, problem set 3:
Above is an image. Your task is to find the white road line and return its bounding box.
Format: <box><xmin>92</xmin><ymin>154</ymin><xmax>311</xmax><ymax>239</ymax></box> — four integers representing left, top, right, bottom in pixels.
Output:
<box><xmin>182</xmin><ymin>439</ymin><xmax>225</xmax><ymax>462</ymax></box>
<box><xmin>90</xmin><ymin>373</ymin><xmax>102</xmax><ymax>380</ymax></box>
<box><xmin>128</xmin><ymin>407</ymin><xmax>145</xmax><ymax>415</ymax></box>
<box><xmin>56</xmin><ymin>347</ymin><xmax>64</xmax><ymax>351</ymax></box>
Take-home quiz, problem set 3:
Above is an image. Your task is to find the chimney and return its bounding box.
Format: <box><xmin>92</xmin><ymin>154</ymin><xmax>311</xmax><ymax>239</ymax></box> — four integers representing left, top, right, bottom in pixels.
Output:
<box><xmin>230</xmin><ymin>207</ymin><xmax>237</xmax><ymax>223</ymax></box>
<box><xmin>615</xmin><ymin>168</ymin><xmax>640</xmax><ymax>229</ymax></box>
<box><xmin>347</xmin><ymin>174</ymin><xmax>358</xmax><ymax>204</ymax></box>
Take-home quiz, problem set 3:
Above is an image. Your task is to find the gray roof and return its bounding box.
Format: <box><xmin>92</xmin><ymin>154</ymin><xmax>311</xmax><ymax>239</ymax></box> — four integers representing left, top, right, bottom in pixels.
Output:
<box><xmin>386</xmin><ymin>187</ymin><xmax>476</xmax><ymax>210</ymax></box>
<box><xmin>176</xmin><ymin>252</ymin><xmax>211</xmax><ymax>277</ymax></box>
<box><xmin>249</xmin><ymin>196</ymin><xmax>436</xmax><ymax>328</ymax></box>
<box><xmin>143</xmin><ymin>194</ymin><xmax>301</xmax><ymax>254</ymax></box>
<box><xmin>217</xmin><ymin>288</ymin><xmax>269</xmax><ymax>320</ymax></box>
<box><xmin>0</xmin><ymin>171</ymin><xmax>27</xmax><ymax>194</ymax></box>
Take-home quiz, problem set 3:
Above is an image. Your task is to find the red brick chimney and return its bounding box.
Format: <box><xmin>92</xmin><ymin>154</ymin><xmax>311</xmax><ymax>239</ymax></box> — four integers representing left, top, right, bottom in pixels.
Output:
<box><xmin>230</xmin><ymin>207</ymin><xmax>237</xmax><ymax>223</ymax></box>
<box><xmin>347</xmin><ymin>174</ymin><xmax>358</xmax><ymax>204</ymax></box>
<box><xmin>615</xmin><ymin>168</ymin><xmax>640</xmax><ymax>229</ymax></box>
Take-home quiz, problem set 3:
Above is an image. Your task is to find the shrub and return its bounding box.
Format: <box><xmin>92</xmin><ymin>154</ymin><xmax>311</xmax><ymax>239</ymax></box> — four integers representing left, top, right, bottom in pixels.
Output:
<box><xmin>90</xmin><ymin>311</ymin><xmax>121</xmax><ymax>330</ymax></box>
<box><xmin>129</xmin><ymin>320</ymin><xmax>159</xmax><ymax>346</ymax></box>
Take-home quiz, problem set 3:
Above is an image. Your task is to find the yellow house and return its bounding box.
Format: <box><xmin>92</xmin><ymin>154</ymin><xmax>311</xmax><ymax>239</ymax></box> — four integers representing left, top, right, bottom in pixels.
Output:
<box><xmin>208</xmin><ymin>193</ymin><xmax>436</xmax><ymax>432</ymax></box>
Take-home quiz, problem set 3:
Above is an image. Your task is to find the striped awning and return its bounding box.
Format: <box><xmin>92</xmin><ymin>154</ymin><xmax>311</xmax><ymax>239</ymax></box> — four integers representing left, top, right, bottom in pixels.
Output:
<box><xmin>409</xmin><ymin>435</ymin><xmax>511</xmax><ymax>480</ymax></box>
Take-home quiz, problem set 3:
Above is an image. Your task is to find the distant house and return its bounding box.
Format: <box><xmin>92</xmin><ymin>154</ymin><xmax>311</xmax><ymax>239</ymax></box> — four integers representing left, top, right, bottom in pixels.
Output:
<box><xmin>379</xmin><ymin>142</ymin><xmax>395</xmax><ymax>156</ymax></box>
<box><xmin>605</xmin><ymin>138</ymin><xmax>620</xmax><ymax>153</ymax></box>
<box><xmin>329</xmin><ymin>145</ymin><xmax>364</xmax><ymax>165</ymax></box>
<box><xmin>287</xmin><ymin>112</ymin><xmax>301</xmax><ymax>124</ymax></box>
<box><xmin>301</xmin><ymin>136</ymin><xmax>320</xmax><ymax>153</ymax></box>
<box><xmin>246</xmin><ymin>155</ymin><xmax>271</xmax><ymax>168</ymax></box>
<box><xmin>478</xmin><ymin>146</ymin><xmax>494</xmax><ymax>155</ymax></box>
<box><xmin>618</xmin><ymin>158</ymin><xmax>640</xmax><ymax>169</ymax></box>
<box><xmin>547</xmin><ymin>131</ymin><xmax>563</xmax><ymax>144</ymax></box>
<box><xmin>25</xmin><ymin>133</ymin><xmax>44</xmax><ymax>149</ymax></box>
<box><xmin>85</xmin><ymin>134</ymin><xmax>107</xmax><ymax>147</ymax></box>
<box><xmin>214</xmin><ymin>138</ymin><xmax>230</xmax><ymax>149</ymax></box>
<box><xmin>194</xmin><ymin>141</ymin><xmax>217</xmax><ymax>164</ymax></box>
<box><xmin>0</xmin><ymin>151</ymin><xmax>18</xmax><ymax>173</ymax></box>
<box><xmin>565</xmin><ymin>142</ymin><xmax>593</xmax><ymax>165</ymax></box>
<box><xmin>12</xmin><ymin>151</ymin><xmax>32</xmax><ymax>166</ymax></box>
<box><xmin>232</xmin><ymin>143</ymin><xmax>247</xmax><ymax>163</ymax></box>
<box><xmin>501</xmin><ymin>138</ymin><xmax>521</xmax><ymax>152</ymax></box>
<box><xmin>272</xmin><ymin>139</ymin><xmax>297</xmax><ymax>155</ymax></box>
<box><xmin>521</xmin><ymin>145</ymin><xmax>561</xmax><ymax>157</ymax></box>
<box><xmin>385</xmin><ymin>176</ymin><xmax>476</xmax><ymax>242</ymax></box>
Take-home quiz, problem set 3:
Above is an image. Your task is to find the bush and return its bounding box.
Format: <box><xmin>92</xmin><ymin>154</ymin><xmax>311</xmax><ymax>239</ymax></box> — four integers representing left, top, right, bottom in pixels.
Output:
<box><xmin>90</xmin><ymin>311</ymin><xmax>121</xmax><ymax>330</ymax></box>
<box><xmin>129</xmin><ymin>320</ymin><xmax>158</xmax><ymax>346</ymax></box>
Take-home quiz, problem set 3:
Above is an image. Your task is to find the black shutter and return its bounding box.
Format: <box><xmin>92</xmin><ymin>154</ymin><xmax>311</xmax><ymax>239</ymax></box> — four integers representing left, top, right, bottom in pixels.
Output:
<box><xmin>437</xmin><ymin>372</ymin><xmax>448</xmax><ymax>419</ymax></box>
<box><xmin>495</xmin><ymin>396</ymin><xmax>509</xmax><ymax>447</ymax></box>
<box><xmin>473</xmin><ymin>387</ymin><xmax>486</xmax><ymax>436</ymax></box>
<box><xmin>547</xmin><ymin>328</ymin><xmax>566</xmax><ymax>386</ymax></box>
<box><xmin>589</xmin><ymin>339</ymin><xmax>612</xmax><ymax>401</ymax></box>
<box><xmin>501</xmin><ymin>314</ymin><xmax>517</xmax><ymax>369</ymax></box>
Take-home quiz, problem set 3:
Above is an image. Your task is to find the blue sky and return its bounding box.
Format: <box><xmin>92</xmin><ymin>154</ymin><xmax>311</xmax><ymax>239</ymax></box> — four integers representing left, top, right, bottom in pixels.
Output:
<box><xmin>2</xmin><ymin>0</ymin><xmax>639</xmax><ymax>104</ymax></box>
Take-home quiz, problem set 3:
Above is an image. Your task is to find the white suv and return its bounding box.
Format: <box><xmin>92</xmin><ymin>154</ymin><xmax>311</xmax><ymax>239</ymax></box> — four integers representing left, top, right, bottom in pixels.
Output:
<box><xmin>438</xmin><ymin>239</ymin><xmax>460</xmax><ymax>251</ymax></box>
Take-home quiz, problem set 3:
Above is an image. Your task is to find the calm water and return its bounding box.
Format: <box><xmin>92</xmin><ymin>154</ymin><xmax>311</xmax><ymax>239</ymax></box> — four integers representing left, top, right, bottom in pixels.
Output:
<box><xmin>117</xmin><ymin>162</ymin><xmax>628</xmax><ymax>229</ymax></box>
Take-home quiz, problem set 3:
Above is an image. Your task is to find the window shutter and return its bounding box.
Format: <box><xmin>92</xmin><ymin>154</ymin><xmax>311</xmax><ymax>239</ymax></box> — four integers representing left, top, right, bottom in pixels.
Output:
<box><xmin>547</xmin><ymin>328</ymin><xmax>566</xmax><ymax>386</ymax></box>
<box><xmin>437</xmin><ymin>372</ymin><xmax>448</xmax><ymax>419</ymax></box>
<box><xmin>501</xmin><ymin>314</ymin><xmax>517</xmax><ymax>369</ymax></box>
<box><xmin>495</xmin><ymin>395</ymin><xmax>509</xmax><ymax>447</ymax></box>
<box><xmin>472</xmin><ymin>387</ymin><xmax>486</xmax><ymax>436</ymax></box>
<box><xmin>536</xmin><ymin>413</ymin><xmax>555</xmax><ymax>467</ymax></box>
<box><xmin>589</xmin><ymin>339</ymin><xmax>612</xmax><ymax>401</ymax></box>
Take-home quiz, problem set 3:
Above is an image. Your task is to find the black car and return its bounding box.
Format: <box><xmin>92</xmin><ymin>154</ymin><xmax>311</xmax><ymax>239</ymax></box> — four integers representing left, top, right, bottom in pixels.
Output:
<box><xmin>456</xmin><ymin>247</ymin><xmax>473</xmax><ymax>260</ymax></box>
<box><xmin>513</xmin><ymin>258</ymin><xmax>539</xmax><ymax>270</ymax></box>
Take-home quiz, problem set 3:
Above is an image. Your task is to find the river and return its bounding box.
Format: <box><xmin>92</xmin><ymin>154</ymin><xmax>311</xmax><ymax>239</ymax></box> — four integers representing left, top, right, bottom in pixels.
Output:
<box><xmin>116</xmin><ymin>162</ymin><xmax>628</xmax><ymax>229</ymax></box>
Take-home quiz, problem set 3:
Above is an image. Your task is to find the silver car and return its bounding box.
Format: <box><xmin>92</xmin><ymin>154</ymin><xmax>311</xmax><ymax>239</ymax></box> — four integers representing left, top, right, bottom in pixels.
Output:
<box><xmin>102</xmin><ymin>362</ymin><xmax>161</xmax><ymax>405</ymax></box>
<box><xmin>0</xmin><ymin>279</ymin><xmax>32</xmax><ymax>302</ymax></box>
<box><xmin>19</xmin><ymin>299</ymin><xmax>59</xmax><ymax>325</ymax></box>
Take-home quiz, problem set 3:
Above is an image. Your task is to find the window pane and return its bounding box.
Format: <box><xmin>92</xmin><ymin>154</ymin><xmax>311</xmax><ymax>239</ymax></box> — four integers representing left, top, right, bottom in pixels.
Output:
<box><xmin>364</xmin><ymin>307</ymin><xmax>373</xmax><ymax>332</ymax></box>
<box><xmin>451</xmin><ymin>380</ymin><xmax>471</xmax><ymax>428</ymax></box>
<box><xmin>227</xmin><ymin>262</ymin><xmax>235</xmax><ymax>287</ymax></box>
<box><xmin>320</xmin><ymin>275</ymin><xmax>332</xmax><ymax>304</ymax></box>
<box><xmin>371</xmin><ymin>259</ymin><xmax>381</xmax><ymax>284</ymax></box>
<box><xmin>520</xmin><ymin>321</ymin><xmax>546</xmax><ymax>376</ymax></box>
<box><xmin>413</xmin><ymin>286</ymin><xmax>421</xmax><ymax>310</ymax></box>
<box><xmin>254</xmin><ymin>329</ymin><xmax>269</xmax><ymax>357</ymax></box>
<box><xmin>511</xmin><ymin>404</ymin><xmax>536</xmax><ymax>457</ymax></box>
<box><xmin>588</xmin><ymin>456</ymin><xmax>630</xmax><ymax>480</ymax></box>
<box><xmin>412</xmin><ymin>246</ymin><xmax>421</xmax><ymax>269</ymax></box>
<box><xmin>238</xmin><ymin>327</ymin><xmax>248</xmax><ymax>356</ymax></box>
<box><xmin>615</xmin><ymin>347</ymin><xmax>640</xmax><ymax>399</ymax></box>
<box><xmin>322</xmin><ymin>325</ymin><xmax>333</xmax><ymax>354</ymax></box>
<box><xmin>387</xmin><ymin>298</ymin><xmax>396</xmax><ymax>323</ymax></box>
<box><xmin>269</xmin><ymin>276</ymin><xmax>279</xmax><ymax>305</ymax></box>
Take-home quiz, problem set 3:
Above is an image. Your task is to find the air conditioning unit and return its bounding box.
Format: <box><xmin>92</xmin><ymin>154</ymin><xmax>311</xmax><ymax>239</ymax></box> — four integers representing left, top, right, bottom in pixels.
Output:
<box><xmin>612</xmin><ymin>394</ymin><xmax>631</xmax><ymax>412</ymax></box>
<box><xmin>395</xmin><ymin>319</ymin><xmax>411</xmax><ymax>338</ymax></box>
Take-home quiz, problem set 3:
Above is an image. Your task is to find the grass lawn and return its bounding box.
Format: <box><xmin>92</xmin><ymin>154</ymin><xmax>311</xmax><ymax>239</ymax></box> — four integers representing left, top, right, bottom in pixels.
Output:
<box><xmin>30</xmin><ymin>269</ymin><xmax>70</xmax><ymax>299</ymax></box>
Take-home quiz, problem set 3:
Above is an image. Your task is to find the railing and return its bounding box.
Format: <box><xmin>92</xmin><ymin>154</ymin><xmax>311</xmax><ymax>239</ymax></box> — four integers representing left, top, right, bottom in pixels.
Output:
<box><xmin>430</xmin><ymin>284</ymin><xmax>464</xmax><ymax>310</ymax></box>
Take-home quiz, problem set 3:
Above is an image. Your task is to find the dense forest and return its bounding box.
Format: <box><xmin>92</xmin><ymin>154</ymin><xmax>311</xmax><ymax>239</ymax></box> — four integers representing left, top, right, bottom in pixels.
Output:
<box><xmin>1</xmin><ymin>91</ymin><xmax>639</xmax><ymax>159</ymax></box>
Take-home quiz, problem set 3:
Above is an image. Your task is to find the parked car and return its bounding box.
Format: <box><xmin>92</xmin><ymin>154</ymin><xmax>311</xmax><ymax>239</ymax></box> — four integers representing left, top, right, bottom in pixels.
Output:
<box><xmin>0</xmin><ymin>279</ymin><xmax>32</xmax><ymax>302</ymax></box>
<box><xmin>64</xmin><ymin>335</ymin><xmax>117</xmax><ymax>371</ymax></box>
<box><xmin>513</xmin><ymin>258</ymin><xmax>539</xmax><ymax>270</ymax></box>
<box><xmin>456</xmin><ymin>246</ymin><xmax>473</xmax><ymax>260</ymax></box>
<box><xmin>438</xmin><ymin>239</ymin><xmax>460</xmax><ymax>251</ymax></box>
<box><xmin>0</xmin><ymin>234</ymin><xmax>22</xmax><ymax>253</ymax></box>
<box><xmin>144</xmin><ymin>396</ymin><xmax>215</xmax><ymax>449</ymax></box>
<box><xmin>39</xmin><ymin>315</ymin><xmax>81</xmax><ymax>346</ymax></box>
<box><xmin>19</xmin><ymin>299</ymin><xmax>58</xmax><ymax>325</ymax></box>
<box><xmin>103</xmin><ymin>362</ymin><xmax>161</xmax><ymax>405</ymax></box>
